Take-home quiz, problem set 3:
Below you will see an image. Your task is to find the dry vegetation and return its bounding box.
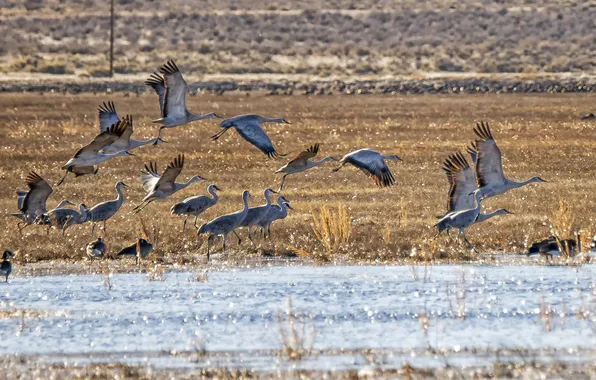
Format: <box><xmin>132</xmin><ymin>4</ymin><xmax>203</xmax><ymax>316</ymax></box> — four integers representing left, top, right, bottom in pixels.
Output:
<box><xmin>0</xmin><ymin>92</ymin><xmax>595</xmax><ymax>269</ymax></box>
<box><xmin>1</xmin><ymin>0</ymin><xmax>595</xmax><ymax>78</ymax></box>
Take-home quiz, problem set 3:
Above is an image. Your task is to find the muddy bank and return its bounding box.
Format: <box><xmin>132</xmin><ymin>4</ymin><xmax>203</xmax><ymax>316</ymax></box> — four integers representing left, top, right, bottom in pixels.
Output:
<box><xmin>2</xmin><ymin>77</ymin><xmax>596</xmax><ymax>95</ymax></box>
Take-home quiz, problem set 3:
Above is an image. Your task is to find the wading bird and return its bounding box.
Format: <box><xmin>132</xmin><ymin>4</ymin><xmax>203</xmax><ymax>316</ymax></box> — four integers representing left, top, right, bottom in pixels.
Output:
<box><xmin>333</xmin><ymin>148</ymin><xmax>401</xmax><ymax>187</ymax></box>
<box><xmin>212</xmin><ymin>114</ymin><xmax>289</xmax><ymax>158</ymax></box>
<box><xmin>257</xmin><ymin>195</ymin><xmax>292</xmax><ymax>239</ymax></box>
<box><xmin>40</xmin><ymin>203</ymin><xmax>89</xmax><ymax>235</ymax></box>
<box><xmin>59</xmin><ymin>119</ymin><xmax>133</xmax><ymax>185</ymax></box>
<box><xmin>12</xmin><ymin>172</ymin><xmax>55</xmax><ymax>233</ymax></box>
<box><xmin>86</xmin><ymin>237</ymin><xmax>107</xmax><ymax>259</ymax></box>
<box><xmin>170</xmin><ymin>184</ymin><xmax>222</xmax><ymax>231</ymax></box>
<box><xmin>117</xmin><ymin>238</ymin><xmax>153</xmax><ymax>264</ymax></box>
<box><xmin>436</xmin><ymin>152</ymin><xmax>512</xmax><ymax>235</ymax></box>
<box><xmin>198</xmin><ymin>190</ymin><xmax>251</xmax><ymax>261</ymax></box>
<box><xmin>87</xmin><ymin>181</ymin><xmax>128</xmax><ymax>234</ymax></box>
<box><xmin>0</xmin><ymin>250</ymin><xmax>14</xmax><ymax>282</ymax></box>
<box><xmin>434</xmin><ymin>190</ymin><xmax>483</xmax><ymax>251</ymax></box>
<box><xmin>275</xmin><ymin>143</ymin><xmax>336</xmax><ymax>191</ymax></box>
<box><xmin>238</xmin><ymin>188</ymin><xmax>277</xmax><ymax>241</ymax></box>
<box><xmin>528</xmin><ymin>234</ymin><xmax>580</xmax><ymax>262</ymax></box>
<box><xmin>145</xmin><ymin>60</ymin><xmax>220</xmax><ymax>142</ymax></box>
<box><xmin>96</xmin><ymin>103</ymin><xmax>165</xmax><ymax>153</ymax></box>
<box><xmin>134</xmin><ymin>154</ymin><xmax>205</xmax><ymax>213</ymax></box>
<box><xmin>468</xmin><ymin>121</ymin><xmax>547</xmax><ymax>198</ymax></box>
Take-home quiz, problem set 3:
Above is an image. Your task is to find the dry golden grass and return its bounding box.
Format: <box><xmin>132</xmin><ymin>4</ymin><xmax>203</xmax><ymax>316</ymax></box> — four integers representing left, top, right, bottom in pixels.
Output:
<box><xmin>1</xmin><ymin>92</ymin><xmax>596</xmax><ymax>269</ymax></box>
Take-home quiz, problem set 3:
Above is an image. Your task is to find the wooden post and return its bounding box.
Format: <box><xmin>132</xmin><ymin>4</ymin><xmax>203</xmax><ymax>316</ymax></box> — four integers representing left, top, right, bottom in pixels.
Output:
<box><xmin>109</xmin><ymin>0</ymin><xmax>114</xmax><ymax>77</ymax></box>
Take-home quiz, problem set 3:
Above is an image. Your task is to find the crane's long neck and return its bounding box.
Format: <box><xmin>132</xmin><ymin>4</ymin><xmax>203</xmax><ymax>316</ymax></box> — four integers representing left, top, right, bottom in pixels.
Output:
<box><xmin>241</xmin><ymin>194</ymin><xmax>250</xmax><ymax>215</ymax></box>
<box><xmin>279</xmin><ymin>202</ymin><xmax>289</xmax><ymax>218</ymax></box>
<box><xmin>189</xmin><ymin>112</ymin><xmax>215</xmax><ymax>122</ymax></box>
<box><xmin>309</xmin><ymin>156</ymin><xmax>334</xmax><ymax>168</ymax></box>
<box><xmin>115</xmin><ymin>186</ymin><xmax>125</xmax><ymax>204</ymax></box>
<box><xmin>264</xmin><ymin>192</ymin><xmax>273</xmax><ymax>208</ymax></box>
<box><xmin>260</xmin><ymin>117</ymin><xmax>284</xmax><ymax>124</ymax></box>
<box><xmin>476</xmin><ymin>209</ymin><xmax>503</xmax><ymax>223</ymax></box>
<box><xmin>55</xmin><ymin>200</ymin><xmax>71</xmax><ymax>209</ymax></box>
<box><xmin>78</xmin><ymin>206</ymin><xmax>88</xmax><ymax>222</ymax></box>
<box><xmin>175</xmin><ymin>177</ymin><xmax>199</xmax><ymax>192</ymax></box>
<box><xmin>505</xmin><ymin>178</ymin><xmax>535</xmax><ymax>190</ymax></box>
<box><xmin>129</xmin><ymin>138</ymin><xmax>157</xmax><ymax>149</ymax></box>
<box><xmin>208</xmin><ymin>187</ymin><xmax>219</xmax><ymax>202</ymax></box>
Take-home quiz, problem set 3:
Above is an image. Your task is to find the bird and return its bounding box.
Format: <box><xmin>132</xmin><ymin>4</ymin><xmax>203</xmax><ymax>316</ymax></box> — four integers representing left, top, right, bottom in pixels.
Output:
<box><xmin>237</xmin><ymin>188</ymin><xmax>278</xmax><ymax>241</ymax></box>
<box><xmin>333</xmin><ymin>148</ymin><xmax>401</xmax><ymax>187</ymax></box>
<box><xmin>117</xmin><ymin>238</ymin><xmax>153</xmax><ymax>264</ymax></box>
<box><xmin>170</xmin><ymin>184</ymin><xmax>222</xmax><ymax>231</ymax></box>
<box><xmin>434</xmin><ymin>190</ymin><xmax>483</xmax><ymax>250</ymax></box>
<box><xmin>11</xmin><ymin>171</ymin><xmax>54</xmax><ymax>233</ymax></box>
<box><xmin>58</xmin><ymin>119</ymin><xmax>134</xmax><ymax>185</ymax></box>
<box><xmin>134</xmin><ymin>154</ymin><xmax>206</xmax><ymax>213</ymax></box>
<box><xmin>436</xmin><ymin>152</ymin><xmax>513</xmax><ymax>235</ymax></box>
<box><xmin>528</xmin><ymin>234</ymin><xmax>580</xmax><ymax>261</ymax></box>
<box><xmin>39</xmin><ymin>203</ymin><xmax>89</xmax><ymax>235</ymax></box>
<box><xmin>86</xmin><ymin>237</ymin><xmax>107</xmax><ymax>259</ymax></box>
<box><xmin>468</xmin><ymin>121</ymin><xmax>547</xmax><ymax>198</ymax></box>
<box><xmin>95</xmin><ymin>103</ymin><xmax>166</xmax><ymax>153</ymax></box>
<box><xmin>275</xmin><ymin>143</ymin><xmax>337</xmax><ymax>191</ymax></box>
<box><xmin>0</xmin><ymin>250</ymin><xmax>14</xmax><ymax>282</ymax></box>
<box><xmin>257</xmin><ymin>195</ymin><xmax>293</xmax><ymax>239</ymax></box>
<box><xmin>212</xmin><ymin>114</ymin><xmax>290</xmax><ymax>158</ymax></box>
<box><xmin>86</xmin><ymin>181</ymin><xmax>128</xmax><ymax>234</ymax></box>
<box><xmin>145</xmin><ymin>60</ymin><xmax>220</xmax><ymax>142</ymax></box>
<box><xmin>198</xmin><ymin>190</ymin><xmax>251</xmax><ymax>261</ymax></box>
<box><xmin>580</xmin><ymin>113</ymin><xmax>595</xmax><ymax>120</ymax></box>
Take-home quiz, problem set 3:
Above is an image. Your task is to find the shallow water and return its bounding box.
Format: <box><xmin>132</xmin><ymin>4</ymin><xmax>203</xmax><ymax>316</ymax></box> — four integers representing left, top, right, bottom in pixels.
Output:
<box><xmin>1</xmin><ymin>264</ymin><xmax>596</xmax><ymax>370</ymax></box>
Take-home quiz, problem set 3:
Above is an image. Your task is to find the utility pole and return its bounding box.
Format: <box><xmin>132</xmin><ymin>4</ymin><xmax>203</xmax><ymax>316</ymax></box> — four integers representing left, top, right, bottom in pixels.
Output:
<box><xmin>109</xmin><ymin>0</ymin><xmax>114</xmax><ymax>77</ymax></box>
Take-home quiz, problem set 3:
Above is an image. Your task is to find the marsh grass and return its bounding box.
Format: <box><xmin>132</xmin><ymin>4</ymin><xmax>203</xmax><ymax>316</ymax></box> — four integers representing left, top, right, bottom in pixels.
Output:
<box><xmin>278</xmin><ymin>297</ymin><xmax>316</xmax><ymax>361</ymax></box>
<box><xmin>310</xmin><ymin>204</ymin><xmax>352</xmax><ymax>253</ymax></box>
<box><xmin>2</xmin><ymin>93</ymin><xmax>596</xmax><ymax>268</ymax></box>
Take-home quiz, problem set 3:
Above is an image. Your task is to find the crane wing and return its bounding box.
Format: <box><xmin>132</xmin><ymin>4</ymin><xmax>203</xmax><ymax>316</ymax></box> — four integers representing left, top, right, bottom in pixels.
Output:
<box><xmin>287</xmin><ymin>143</ymin><xmax>319</xmax><ymax>166</ymax></box>
<box><xmin>155</xmin><ymin>154</ymin><xmax>185</xmax><ymax>192</ymax></box>
<box><xmin>140</xmin><ymin>161</ymin><xmax>161</xmax><ymax>193</ymax></box>
<box><xmin>107</xmin><ymin>115</ymin><xmax>134</xmax><ymax>151</ymax></box>
<box><xmin>347</xmin><ymin>153</ymin><xmax>395</xmax><ymax>187</ymax></box>
<box><xmin>21</xmin><ymin>171</ymin><xmax>53</xmax><ymax>216</ymax></box>
<box><xmin>145</xmin><ymin>72</ymin><xmax>166</xmax><ymax>115</ymax></box>
<box><xmin>235</xmin><ymin>121</ymin><xmax>285</xmax><ymax>158</ymax></box>
<box><xmin>160</xmin><ymin>60</ymin><xmax>188</xmax><ymax>120</ymax></box>
<box><xmin>443</xmin><ymin>152</ymin><xmax>477</xmax><ymax>212</ymax></box>
<box><xmin>74</xmin><ymin>120</ymin><xmax>128</xmax><ymax>159</ymax></box>
<box><xmin>97</xmin><ymin>101</ymin><xmax>120</xmax><ymax>132</ymax></box>
<box><xmin>473</xmin><ymin>121</ymin><xmax>506</xmax><ymax>188</ymax></box>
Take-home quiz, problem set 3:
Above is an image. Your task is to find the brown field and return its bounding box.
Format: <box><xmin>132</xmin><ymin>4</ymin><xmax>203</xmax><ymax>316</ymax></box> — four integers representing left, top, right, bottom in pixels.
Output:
<box><xmin>1</xmin><ymin>92</ymin><xmax>595</xmax><ymax>268</ymax></box>
<box><xmin>1</xmin><ymin>0</ymin><xmax>595</xmax><ymax>78</ymax></box>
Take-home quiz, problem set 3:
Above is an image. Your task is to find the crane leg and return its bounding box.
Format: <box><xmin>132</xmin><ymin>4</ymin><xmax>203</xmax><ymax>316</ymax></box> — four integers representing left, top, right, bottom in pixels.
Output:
<box><xmin>332</xmin><ymin>163</ymin><xmax>347</xmax><ymax>173</ymax></box>
<box><xmin>91</xmin><ymin>223</ymin><xmax>96</xmax><ymax>235</ymax></box>
<box><xmin>462</xmin><ymin>231</ymin><xmax>478</xmax><ymax>253</ymax></box>
<box><xmin>207</xmin><ymin>235</ymin><xmax>214</xmax><ymax>262</ymax></box>
<box><xmin>152</xmin><ymin>127</ymin><xmax>165</xmax><ymax>146</ymax></box>
<box><xmin>247</xmin><ymin>227</ymin><xmax>255</xmax><ymax>244</ymax></box>
<box><xmin>183</xmin><ymin>217</ymin><xmax>188</xmax><ymax>233</ymax></box>
<box><xmin>56</xmin><ymin>171</ymin><xmax>69</xmax><ymax>186</ymax></box>
<box><xmin>267</xmin><ymin>224</ymin><xmax>272</xmax><ymax>239</ymax></box>
<box><xmin>194</xmin><ymin>216</ymin><xmax>199</xmax><ymax>229</ymax></box>
<box><xmin>103</xmin><ymin>221</ymin><xmax>107</xmax><ymax>235</ymax></box>
<box><xmin>278</xmin><ymin>175</ymin><xmax>287</xmax><ymax>193</ymax></box>
<box><xmin>222</xmin><ymin>234</ymin><xmax>227</xmax><ymax>254</ymax></box>
<box><xmin>233</xmin><ymin>230</ymin><xmax>242</xmax><ymax>245</ymax></box>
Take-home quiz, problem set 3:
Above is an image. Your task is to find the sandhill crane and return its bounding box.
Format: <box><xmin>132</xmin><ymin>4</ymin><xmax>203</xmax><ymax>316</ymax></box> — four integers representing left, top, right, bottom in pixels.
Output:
<box><xmin>212</xmin><ymin>114</ymin><xmax>289</xmax><ymax>158</ymax></box>
<box><xmin>528</xmin><ymin>234</ymin><xmax>581</xmax><ymax>262</ymax></box>
<box><xmin>87</xmin><ymin>181</ymin><xmax>128</xmax><ymax>234</ymax></box>
<box><xmin>117</xmin><ymin>238</ymin><xmax>153</xmax><ymax>264</ymax></box>
<box><xmin>86</xmin><ymin>237</ymin><xmax>107</xmax><ymax>259</ymax></box>
<box><xmin>333</xmin><ymin>148</ymin><xmax>401</xmax><ymax>187</ymax></box>
<box><xmin>580</xmin><ymin>113</ymin><xmax>595</xmax><ymax>120</ymax></box>
<box><xmin>40</xmin><ymin>203</ymin><xmax>89</xmax><ymax>235</ymax></box>
<box><xmin>170</xmin><ymin>184</ymin><xmax>222</xmax><ymax>231</ymax></box>
<box><xmin>468</xmin><ymin>121</ymin><xmax>547</xmax><ymax>198</ymax></box>
<box><xmin>436</xmin><ymin>152</ymin><xmax>512</xmax><ymax>235</ymax></box>
<box><xmin>145</xmin><ymin>60</ymin><xmax>220</xmax><ymax>142</ymax></box>
<box><xmin>96</xmin><ymin>103</ymin><xmax>166</xmax><ymax>153</ymax></box>
<box><xmin>198</xmin><ymin>190</ymin><xmax>251</xmax><ymax>261</ymax></box>
<box><xmin>434</xmin><ymin>190</ymin><xmax>483</xmax><ymax>251</ymax></box>
<box><xmin>134</xmin><ymin>154</ymin><xmax>205</xmax><ymax>213</ymax></box>
<box><xmin>238</xmin><ymin>188</ymin><xmax>278</xmax><ymax>241</ymax></box>
<box><xmin>257</xmin><ymin>195</ymin><xmax>292</xmax><ymax>239</ymax></box>
<box><xmin>275</xmin><ymin>143</ymin><xmax>337</xmax><ymax>191</ymax></box>
<box><xmin>12</xmin><ymin>172</ymin><xmax>54</xmax><ymax>233</ymax></box>
<box><xmin>0</xmin><ymin>250</ymin><xmax>14</xmax><ymax>282</ymax></box>
<box><xmin>59</xmin><ymin>119</ymin><xmax>134</xmax><ymax>185</ymax></box>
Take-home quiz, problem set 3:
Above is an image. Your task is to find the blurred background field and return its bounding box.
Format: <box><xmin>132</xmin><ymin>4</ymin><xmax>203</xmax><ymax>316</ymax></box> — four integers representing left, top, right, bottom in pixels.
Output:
<box><xmin>1</xmin><ymin>0</ymin><xmax>595</xmax><ymax>80</ymax></box>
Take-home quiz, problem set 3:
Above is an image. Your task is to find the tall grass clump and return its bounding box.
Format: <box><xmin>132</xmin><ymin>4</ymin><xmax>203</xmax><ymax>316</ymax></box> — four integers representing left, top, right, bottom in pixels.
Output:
<box><xmin>310</xmin><ymin>204</ymin><xmax>352</xmax><ymax>253</ymax></box>
<box><xmin>278</xmin><ymin>297</ymin><xmax>316</xmax><ymax>361</ymax></box>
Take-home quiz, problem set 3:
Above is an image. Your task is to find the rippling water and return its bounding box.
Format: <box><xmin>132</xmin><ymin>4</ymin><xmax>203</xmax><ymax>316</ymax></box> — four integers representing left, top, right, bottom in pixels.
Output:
<box><xmin>1</xmin><ymin>264</ymin><xmax>595</xmax><ymax>370</ymax></box>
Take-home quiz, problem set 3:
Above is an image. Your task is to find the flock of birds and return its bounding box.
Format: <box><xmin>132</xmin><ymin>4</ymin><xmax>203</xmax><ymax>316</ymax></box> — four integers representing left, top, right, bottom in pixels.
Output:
<box><xmin>4</xmin><ymin>59</ymin><xmax>576</xmax><ymax>282</ymax></box>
